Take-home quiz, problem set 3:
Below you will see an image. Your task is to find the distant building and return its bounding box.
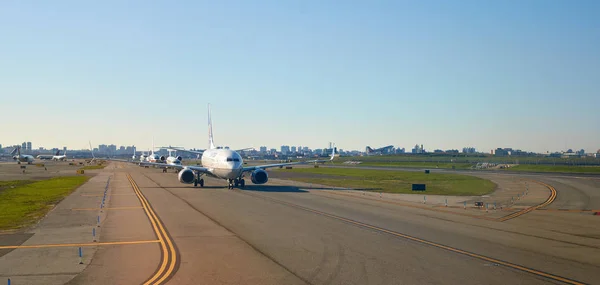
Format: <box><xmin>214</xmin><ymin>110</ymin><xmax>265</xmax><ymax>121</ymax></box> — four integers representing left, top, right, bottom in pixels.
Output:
<box><xmin>494</xmin><ymin>148</ymin><xmax>511</xmax><ymax>156</ymax></box>
<box><xmin>577</xmin><ymin>149</ymin><xmax>585</xmax><ymax>156</ymax></box>
<box><xmin>434</xmin><ymin>149</ymin><xmax>444</xmax><ymax>153</ymax></box>
<box><xmin>21</xmin><ymin>142</ymin><xmax>27</xmax><ymax>151</ymax></box>
<box><xmin>280</xmin><ymin>145</ymin><xmax>290</xmax><ymax>155</ymax></box>
<box><xmin>259</xmin><ymin>146</ymin><xmax>267</xmax><ymax>153</ymax></box>
<box><xmin>291</xmin><ymin>146</ymin><xmax>297</xmax><ymax>153</ymax></box>
<box><xmin>26</xmin><ymin>142</ymin><xmax>32</xmax><ymax>151</ymax></box>
<box><xmin>462</xmin><ymin>147</ymin><xmax>476</xmax><ymax>154</ymax></box>
<box><xmin>412</xmin><ymin>144</ymin><xmax>425</xmax><ymax>154</ymax></box>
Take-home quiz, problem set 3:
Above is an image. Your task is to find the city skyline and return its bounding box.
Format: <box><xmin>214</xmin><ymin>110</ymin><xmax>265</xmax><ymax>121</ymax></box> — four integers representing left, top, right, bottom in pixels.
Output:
<box><xmin>1</xmin><ymin>140</ymin><xmax>597</xmax><ymax>156</ymax></box>
<box><xmin>1</xmin><ymin>1</ymin><xmax>599</xmax><ymax>153</ymax></box>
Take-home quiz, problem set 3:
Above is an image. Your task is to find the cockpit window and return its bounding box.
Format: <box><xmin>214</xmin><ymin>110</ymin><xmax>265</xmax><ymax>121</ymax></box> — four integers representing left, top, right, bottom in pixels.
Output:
<box><xmin>226</xmin><ymin>157</ymin><xmax>240</xmax><ymax>162</ymax></box>
<box><xmin>226</xmin><ymin>158</ymin><xmax>233</xmax><ymax>162</ymax></box>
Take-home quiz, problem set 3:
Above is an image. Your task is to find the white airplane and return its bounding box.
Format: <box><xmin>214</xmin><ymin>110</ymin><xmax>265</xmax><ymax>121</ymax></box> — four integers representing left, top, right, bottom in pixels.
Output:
<box><xmin>37</xmin><ymin>150</ymin><xmax>59</xmax><ymax>160</ymax></box>
<box><xmin>11</xmin><ymin>146</ymin><xmax>35</xmax><ymax>164</ymax></box>
<box><xmin>52</xmin><ymin>150</ymin><xmax>68</xmax><ymax>161</ymax></box>
<box><xmin>146</xmin><ymin>140</ymin><xmax>166</xmax><ymax>163</ymax></box>
<box><xmin>143</xmin><ymin>105</ymin><xmax>336</xmax><ymax>189</ymax></box>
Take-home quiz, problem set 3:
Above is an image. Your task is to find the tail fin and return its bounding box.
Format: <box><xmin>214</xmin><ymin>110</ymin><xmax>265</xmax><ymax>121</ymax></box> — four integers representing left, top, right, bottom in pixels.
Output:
<box><xmin>208</xmin><ymin>104</ymin><xmax>216</xmax><ymax>149</ymax></box>
<box><xmin>89</xmin><ymin>141</ymin><xmax>96</xmax><ymax>162</ymax></box>
<box><xmin>366</xmin><ymin>146</ymin><xmax>373</xmax><ymax>154</ymax></box>
<box><xmin>330</xmin><ymin>143</ymin><xmax>337</xmax><ymax>161</ymax></box>
<box><xmin>55</xmin><ymin>150</ymin><xmax>60</xmax><ymax>156</ymax></box>
<box><xmin>10</xmin><ymin>147</ymin><xmax>18</xmax><ymax>156</ymax></box>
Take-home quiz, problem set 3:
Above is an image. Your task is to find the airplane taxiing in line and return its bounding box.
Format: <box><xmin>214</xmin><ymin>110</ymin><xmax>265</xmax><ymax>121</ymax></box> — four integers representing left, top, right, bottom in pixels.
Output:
<box><xmin>142</xmin><ymin>105</ymin><xmax>336</xmax><ymax>189</ymax></box>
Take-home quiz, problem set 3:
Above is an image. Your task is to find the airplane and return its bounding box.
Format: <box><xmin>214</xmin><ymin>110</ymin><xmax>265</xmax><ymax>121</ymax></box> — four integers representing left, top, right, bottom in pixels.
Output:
<box><xmin>52</xmin><ymin>150</ymin><xmax>68</xmax><ymax>161</ymax></box>
<box><xmin>143</xmin><ymin>104</ymin><xmax>336</xmax><ymax>189</ymax></box>
<box><xmin>146</xmin><ymin>139</ymin><xmax>166</xmax><ymax>163</ymax></box>
<box><xmin>37</xmin><ymin>150</ymin><xmax>59</xmax><ymax>160</ymax></box>
<box><xmin>11</xmin><ymin>146</ymin><xmax>35</xmax><ymax>164</ymax></box>
<box><xmin>365</xmin><ymin>145</ymin><xmax>394</xmax><ymax>155</ymax></box>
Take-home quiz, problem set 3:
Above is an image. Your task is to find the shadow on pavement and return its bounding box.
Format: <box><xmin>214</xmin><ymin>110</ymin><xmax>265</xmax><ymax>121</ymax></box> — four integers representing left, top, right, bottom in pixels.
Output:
<box><xmin>241</xmin><ymin>185</ymin><xmax>309</xmax><ymax>193</ymax></box>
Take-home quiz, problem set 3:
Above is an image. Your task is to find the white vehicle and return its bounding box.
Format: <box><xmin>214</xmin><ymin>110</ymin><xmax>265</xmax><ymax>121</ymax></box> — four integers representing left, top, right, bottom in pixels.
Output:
<box><xmin>52</xmin><ymin>150</ymin><xmax>68</xmax><ymax>161</ymax></box>
<box><xmin>144</xmin><ymin>105</ymin><xmax>335</xmax><ymax>189</ymax></box>
<box><xmin>11</xmin><ymin>146</ymin><xmax>35</xmax><ymax>164</ymax></box>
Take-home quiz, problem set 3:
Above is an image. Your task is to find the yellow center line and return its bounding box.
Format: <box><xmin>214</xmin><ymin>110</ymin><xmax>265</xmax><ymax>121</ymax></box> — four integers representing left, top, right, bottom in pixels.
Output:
<box><xmin>126</xmin><ymin>174</ymin><xmax>178</xmax><ymax>285</ymax></box>
<box><xmin>498</xmin><ymin>180</ymin><xmax>557</xmax><ymax>222</ymax></box>
<box><xmin>71</xmin><ymin>206</ymin><xmax>144</xmax><ymax>211</ymax></box>
<box><xmin>0</xmin><ymin>240</ymin><xmax>160</xmax><ymax>250</ymax></box>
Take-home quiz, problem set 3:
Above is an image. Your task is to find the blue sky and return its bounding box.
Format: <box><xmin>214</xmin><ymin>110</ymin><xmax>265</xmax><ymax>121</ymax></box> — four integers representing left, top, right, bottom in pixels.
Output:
<box><xmin>1</xmin><ymin>0</ymin><xmax>599</xmax><ymax>153</ymax></box>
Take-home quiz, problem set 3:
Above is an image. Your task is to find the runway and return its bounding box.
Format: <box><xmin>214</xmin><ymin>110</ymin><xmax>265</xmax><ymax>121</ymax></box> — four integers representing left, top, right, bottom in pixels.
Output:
<box><xmin>1</xmin><ymin>162</ymin><xmax>599</xmax><ymax>284</ymax></box>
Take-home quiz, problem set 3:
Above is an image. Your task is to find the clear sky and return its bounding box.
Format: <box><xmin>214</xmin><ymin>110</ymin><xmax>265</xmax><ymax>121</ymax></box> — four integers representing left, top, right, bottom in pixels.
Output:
<box><xmin>1</xmin><ymin>0</ymin><xmax>599</xmax><ymax>153</ymax></box>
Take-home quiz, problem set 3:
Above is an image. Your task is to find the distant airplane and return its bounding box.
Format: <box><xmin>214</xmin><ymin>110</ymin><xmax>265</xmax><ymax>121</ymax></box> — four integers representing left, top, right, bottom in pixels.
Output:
<box><xmin>52</xmin><ymin>150</ymin><xmax>68</xmax><ymax>161</ymax></box>
<box><xmin>365</xmin><ymin>145</ymin><xmax>394</xmax><ymax>155</ymax></box>
<box><xmin>143</xmin><ymin>104</ymin><xmax>336</xmax><ymax>189</ymax></box>
<box><xmin>11</xmin><ymin>146</ymin><xmax>35</xmax><ymax>164</ymax></box>
<box><xmin>37</xmin><ymin>150</ymin><xmax>60</xmax><ymax>160</ymax></box>
<box><xmin>146</xmin><ymin>139</ymin><xmax>166</xmax><ymax>163</ymax></box>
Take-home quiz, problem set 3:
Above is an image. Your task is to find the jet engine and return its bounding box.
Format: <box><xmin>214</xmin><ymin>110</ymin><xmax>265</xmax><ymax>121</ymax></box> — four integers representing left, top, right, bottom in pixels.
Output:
<box><xmin>178</xmin><ymin>168</ymin><xmax>195</xmax><ymax>184</ymax></box>
<box><xmin>176</xmin><ymin>156</ymin><xmax>183</xmax><ymax>161</ymax></box>
<box><xmin>251</xmin><ymin>169</ymin><xmax>268</xmax><ymax>184</ymax></box>
<box><xmin>160</xmin><ymin>156</ymin><xmax>166</xmax><ymax>162</ymax></box>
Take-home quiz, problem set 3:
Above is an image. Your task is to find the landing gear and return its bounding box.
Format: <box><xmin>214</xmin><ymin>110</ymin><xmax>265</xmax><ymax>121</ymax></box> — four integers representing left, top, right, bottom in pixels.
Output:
<box><xmin>231</xmin><ymin>178</ymin><xmax>245</xmax><ymax>189</ymax></box>
<box><xmin>194</xmin><ymin>173</ymin><xmax>205</xmax><ymax>188</ymax></box>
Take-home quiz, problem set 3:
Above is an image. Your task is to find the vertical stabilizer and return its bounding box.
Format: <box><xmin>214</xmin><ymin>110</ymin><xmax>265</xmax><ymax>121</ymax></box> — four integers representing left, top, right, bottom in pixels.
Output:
<box><xmin>208</xmin><ymin>104</ymin><xmax>216</xmax><ymax>149</ymax></box>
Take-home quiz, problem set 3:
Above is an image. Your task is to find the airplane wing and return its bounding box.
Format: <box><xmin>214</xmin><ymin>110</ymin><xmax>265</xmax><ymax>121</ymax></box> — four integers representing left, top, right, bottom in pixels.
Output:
<box><xmin>139</xmin><ymin>161</ymin><xmax>211</xmax><ymax>174</ymax></box>
<box><xmin>165</xmin><ymin>147</ymin><xmax>205</xmax><ymax>155</ymax></box>
<box><xmin>242</xmin><ymin>147</ymin><xmax>336</xmax><ymax>173</ymax></box>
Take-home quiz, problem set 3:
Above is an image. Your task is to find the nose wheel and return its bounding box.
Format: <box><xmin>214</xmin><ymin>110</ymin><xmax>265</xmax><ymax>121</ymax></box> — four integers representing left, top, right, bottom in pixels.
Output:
<box><xmin>230</xmin><ymin>178</ymin><xmax>245</xmax><ymax>189</ymax></box>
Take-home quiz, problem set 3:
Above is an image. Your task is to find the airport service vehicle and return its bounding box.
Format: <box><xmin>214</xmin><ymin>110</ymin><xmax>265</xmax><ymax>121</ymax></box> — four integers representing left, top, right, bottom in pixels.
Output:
<box><xmin>144</xmin><ymin>105</ymin><xmax>335</xmax><ymax>189</ymax></box>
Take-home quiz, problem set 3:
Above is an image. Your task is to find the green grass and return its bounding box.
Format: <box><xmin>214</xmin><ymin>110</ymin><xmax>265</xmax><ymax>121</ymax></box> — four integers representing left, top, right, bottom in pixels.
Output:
<box><xmin>507</xmin><ymin>164</ymin><xmax>600</xmax><ymax>174</ymax></box>
<box><xmin>0</xmin><ymin>176</ymin><xmax>90</xmax><ymax>230</ymax></box>
<box><xmin>80</xmin><ymin>164</ymin><xmax>106</xmax><ymax>170</ymax></box>
<box><xmin>0</xmin><ymin>180</ymin><xmax>34</xmax><ymax>190</ymax></box>
<box><xmin>343</xmin><ymin>161</ymin><xmax>473</xmax><ymax>169</ymax></box>
<box><xmin>278</xmin><ymin>168</ymin><xmax>495</xmax><ymax>195</ymax></box>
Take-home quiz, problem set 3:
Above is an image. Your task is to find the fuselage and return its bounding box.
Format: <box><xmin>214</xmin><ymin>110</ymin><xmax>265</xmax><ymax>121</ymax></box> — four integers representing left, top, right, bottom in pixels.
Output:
<box><xmin>52</xmin><ymin>155</ymin><xmax>67</xmax><ymax>161</ymax></box>
<box><xmin>200</xmin><ymin>149</ymin><xmax>244</xmax><ymax>179</ymax></box>
<box><xmin>147</xmin><ymin>154</ymin><xmax>161</xmax><ymax>163</ymax></box>
<box><xmin>166</xmin><ymin>156</ymin><xmax>182</xmax><ymax>165</ymax></box>
<box><xmin>36</xmin><ymin>154</ymin><xmax>54</xmax><ymax>160</ymax></box>
<box><xmin>14</xmin><ymin>155</ymin><xmax>34</xmax><ymax>163</ymax></box>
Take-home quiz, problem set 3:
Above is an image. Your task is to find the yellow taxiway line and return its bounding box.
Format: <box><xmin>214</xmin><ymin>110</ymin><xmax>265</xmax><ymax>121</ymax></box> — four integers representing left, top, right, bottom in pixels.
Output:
<box><xmin>127</xmin><ymin>174</ymin><xmax>178</xmax><ymax>285</ymax></box>
<box><xmin>497</xmin><ymin>180</ymin><xmax>557</xmax><ymax>222</ymax></box>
